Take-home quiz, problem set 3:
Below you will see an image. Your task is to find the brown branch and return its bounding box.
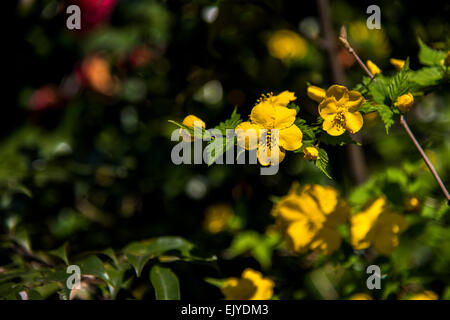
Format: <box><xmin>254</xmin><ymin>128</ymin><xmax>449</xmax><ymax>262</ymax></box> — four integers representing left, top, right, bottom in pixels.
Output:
<box><xmin>316</xmin><ymin>0</ymin><xmax>368</xmax><ymax>185</ymax></box>
<box><xmin>339</xmin><ymin>26</ymin><xmax>450</xmax><ymax>204</ymax></box>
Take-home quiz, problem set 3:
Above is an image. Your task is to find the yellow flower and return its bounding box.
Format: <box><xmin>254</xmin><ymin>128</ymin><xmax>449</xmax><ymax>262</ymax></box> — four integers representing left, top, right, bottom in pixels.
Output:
<box><xmin>350</xmin><ymin>197</ymin><xmax>407</xmax><ymax>255</ymax></box>
<box><xmin>307</xmin><ymin>85</ymin><xmax>326</xmax><ymax>103</ymax></box>
<box><xmin>390</xmin><ymin>58</ymin><xmax>405</xmax><ymax>70</ymax></box>
<box><xmin>181</xmin><ymin>115</ymin><xmax>205</xmax><ymax>141</ymax></box>
<box><xmin>203</xmin><ymin>204</ymin><xmax>234</xmax><ymax>234</ymax></box>
<box><xmin>235</xmin><ymin>91</ymin><xmax>303</xmax><ymax>166</ymax></box>
<box><xmin>404</xmin><ymin>196</ymin><xmax>420</xmax><ymax>211</ymax></box>
<box><xmin>317</xmin><ymin>85</ymin><xmax>365</xmax><ymax>136</ymax></box>
<box><xmin>272</xmin><ymin>183</ymin><xmax>349</xmax><ymax>255</ymax></box>
<box><xmin>394</xmin><ymin>93</ymin><xmax>414</xmax><ymax>113</ymax></box>
<box><xmin>366</xmin><ymin>60</ymin><xmax>381</xmax><ymax>75</ymax></box>
<box><xmin>267</xmin><ymin>30</ymin><xmax>308</xmax><ymax>62</ymax></box>
<box><xmin>409</xmin><ymin>290</ymin><xmax>438</xmax><ymax>300</ymax></box>
<box><xmin>222</xmin><ymin>268</ymin><xmax>274</xmax><ymax>300</ymax></box>
<box><xmin>349</xmin><ymin>293</ymin><xmax>373</xmax><ymax>300</ymax></box>
<box><xmin>303</xmin><ymin>146</ymin><xmax>319</xmax><ymax>161</ymax></box>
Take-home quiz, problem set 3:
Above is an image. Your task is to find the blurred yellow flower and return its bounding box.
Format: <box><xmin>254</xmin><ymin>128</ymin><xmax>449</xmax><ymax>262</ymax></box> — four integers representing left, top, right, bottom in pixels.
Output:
<box><xmin>272</xmin><ymin>183</ymin><xmax>349</xmax><ymax>255</ymax></box>
<box><xmin>235</xmin><ymin>91</ymin><xmax>303</xmax><ymax>166</ymax></box>
<box><xmin>348</xmin><ymin>21</ymin><xmax>390</xmax><ymax>58</ymax></box>
<box><xmin>409</xmin><ymin>290</ymin><xmax>438</xmax><ymax>300</ymax></box>
<box><xmin>307</xmin><ymin>85</ymin><xmax>326</xmax><ymax>103</ymax></box>
<box><xmin>404</xmin><ymin>196</ymin><xmax>420</xmax><ymax>211</ymax></box>
<box><xmin>317</xmin><ymin>85</ymin><xmax>365</xmax><ymax>136</ymax></box>
<box><xmin>394</xmin><ymin>93</ymin><xmax>414</xmax><ymax>113</ymax></box>
<box><xmin>267</xmin><ymin>30</ymin><xmax>308</xmax><ymax>62</ymax></box>
<box><xmin>303</xmin><ymin>146</ymin><xmax>319</xmax><ymax>161</ymax></box>
<box><xmin>349</xmin><ymin>293</ymin><xmax>373</xmax><ymax>300</ymax></box>
<box><xmin>203</xmin><ymin>204</ymin><xmax>234</xmax><ymax>234</ymax></box>
<box><xmin>181</xmin><ymin>115</ymin><xmax>205</xmax><ymax>141</ymax></box>
<box><xmin>390</xmin><ymin>58</ymin><xmax>405</xmax><ymax>70</ymax></box>
<box><xmin>350</xmin><ymin>197</ymin><xmax>407</xmax><ymax>255</ymax></box>
<box><xmin>222</xmin><ymin>268</ymin><xmax>274</xmax><ymax>300</ymax></box>
<box><xmin>366</xmin><ymin>60</ymin><xmax>381</xmax><ymax>75</ymax></box>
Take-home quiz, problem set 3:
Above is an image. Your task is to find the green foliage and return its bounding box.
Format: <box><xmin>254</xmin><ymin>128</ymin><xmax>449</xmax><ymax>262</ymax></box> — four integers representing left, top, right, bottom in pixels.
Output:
<box><xmin>314</xmin><ymin>148</ymin><xmax>332</xmax><ymax>179</ymax></box>
<box><xmin>417</xmin><ymin>38</ymin><xmax>447</xmax><ymax>67</ymax></box>
<box><xmin>150</xmin><ymin>265</ymin><xmax>181</xmax><ymax>300</ymax></box>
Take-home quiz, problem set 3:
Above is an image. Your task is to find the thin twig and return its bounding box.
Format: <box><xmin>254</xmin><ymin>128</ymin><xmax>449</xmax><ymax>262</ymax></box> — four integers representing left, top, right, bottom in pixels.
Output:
<box><xmin>316</xmin><ymin>0</ymin><xmax>368</xmax><ymax>185</ymax></box>
<box><xmin>339</xmin><ymin>26</ymin><xmax>450</xmax><ymax>204</ymax></box>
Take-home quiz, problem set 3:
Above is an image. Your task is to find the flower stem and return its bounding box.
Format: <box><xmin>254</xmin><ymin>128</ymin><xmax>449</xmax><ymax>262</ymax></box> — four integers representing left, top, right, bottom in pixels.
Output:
<box><xmin>339</xmin><ymin>26</ymin><xmax>450</xmax><ymax>204</ymax></box>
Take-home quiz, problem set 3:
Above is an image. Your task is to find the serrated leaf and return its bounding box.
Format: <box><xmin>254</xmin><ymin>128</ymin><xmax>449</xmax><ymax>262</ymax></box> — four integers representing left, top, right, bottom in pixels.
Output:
<box><xmin>294</xmin><ymin>119</ymin><xmax>316</xmax><ymax>141</ymax></box>
<box><xmin>409</xmin><ymin>67</ymin><xmax>444</xmax><ymax>87</ymax></box>
<box><xmin>359</xmin><ymin>101</ymin><xmax>379</xmax><ymax>114</ymax></box>
<box><xmin>418</xmin><ymin>38</ymin><xmax>447</xmax><ymax>66</ymax></box>
<box><xmin>315</xmin><ymin>148</ymin><xmax>332</xmax><ymax>179</ymax></box>
<box><xmin>387</xmin><ymin>58</ymin><xmax>410</xmax><ymax>102</ymax></box>
<box><xmin>377</xmin><ymin>104</ymin><xmax>395</xmax><ymax>134</ymax></box>
<box><xmin>368</xmin><ymin>76</ymin><xmax>388</xmax><ymax>105</ymax></box>
<box><xmin>204</xmin><ymin>136</ymin><xmax>235</xmax><ymax>166</ymax></box>
<box><xmin>204</xmin><ymin>277</ymin><xmax>226</xmax><ymax>288</ymax></box>
<box><xmin>150</xmin><ymin>265</ymin><xmax>180</xmax><ymax>300</ymax></box>
<box><xmin>215</xmin><ymin>107</ymin><xmax>242</xmax><ymax>135</ymax></box>
<box><xmin>168</xmin><ymin>120</ymin><xmax>209</xmax><ymax>140</ymax></box>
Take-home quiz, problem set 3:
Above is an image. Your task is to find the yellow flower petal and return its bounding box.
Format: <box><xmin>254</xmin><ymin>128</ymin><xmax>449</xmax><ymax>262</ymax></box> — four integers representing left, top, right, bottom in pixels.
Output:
<box><xmin>235</xmin><ymin>121</ymin><xmax>261</xmax><ymax>150</ymax></box>
<box><xmin>278</xmin><ymin>125</ymin><xmax>303</xmax><ymax>151</ymax></box>
<box><xmin>366</xmin><ymin>60</ymin><xmax>381</xmax><ymax>75</ymax></box>
<box><xmin>409</xmin><ymin>291</ymin><xmax>438</xmax><ymax>300</ymax></box>
<box><xmin>310</xmin><ymin>226</ymin><xmax>341</xmax><ymax>255</ymax></box>
<box><xmin>303</xmin><ymin>146</ymin><xmax>319</xmax><ymax>161</ymax></box>
<box><xmin>307</xmin><ymin>85</ymin><xmax>326</xmax><ymax>103</ymax></box>
<box><xmin>347</xmin><ymin>90</ymin><xmax>365</xmax><ymax>112</ymax></box>
<box><xmin>250</xmin><ymin>101</ymin><xmax>275</xmax><ymax>128</ymax></box>
<box><xmin>349</xmin><ymin>293</ymin><xmax>373</xmax><ymax>300</ymax></box>
<box><xmin>323</xmin><ymin>116</ymin><xmax>346</xmax><ymax>136</ymax></box>
<box><xmin>318</xmin><ymin>98</ymin><xmax>339</xmax><ymax>119</ymax></box>
<box><xmin>256</xmin><ymin>143</ymin><xmax>286</xmax><ymax>166</ymax></box>
<box><xmin>274</xmin><ymin>106</ymin><xmax>297</xmax><ymax>129</ymax></box>
<box><xmin>286</xmin><ymin>218</ymin><xmax>316</xmax><ymax>253</ymax></box>
<box><xmin>222</xmin><ymin>278</ymin><xmax>256</xmax><ymax>300</ymax></box>
<box><xmin>326</xmin><ymin>84</ymin><xmax>349</xmax><ymax>104</ymax></box>
<box><xmin>390</xmin><ymin>58</ymin><xmax>405</xmax><ymax>70</ymax></box>
<box><xmin>271</xmin><ymin>90</ymin><xmax>296</xmax><ymax>107</ymax></box>
<box><xmin>344</xmin><ymin>111</ymin><xmax>364</xmax><ymax>134</ymax></box>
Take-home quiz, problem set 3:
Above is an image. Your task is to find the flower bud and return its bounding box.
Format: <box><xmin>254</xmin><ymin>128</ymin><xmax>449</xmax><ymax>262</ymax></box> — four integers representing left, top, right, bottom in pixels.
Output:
<box><xmin>366</xmin><ymin>60</ymin><xmax>381</xmax><ymax>76</ymax></box>
<box><xmin>180</xmin><ymin>115</ymin><xmax>205</xmax><ymax>141</ymax></box>
<box><xmin>307</xmin><ymin>85</ymin><xmax>326</xmax><ymax>103</ymax></box>
<box><xmin>390</xmin><ymin>58</ymin><xmax>405</xmax><ymax>70</ymax></box>
<box><xmin>394</xmin><ymin>93</ymin><xmax>414</xmax><ymax>113</ymax></box>
<box><xmin>303</xmin><ymin>146</ymin><xmax>319</xmax><ymax>161</ymax></box>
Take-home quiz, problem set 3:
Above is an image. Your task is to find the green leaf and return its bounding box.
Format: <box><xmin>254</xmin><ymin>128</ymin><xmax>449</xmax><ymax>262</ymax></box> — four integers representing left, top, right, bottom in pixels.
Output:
<box><xmin>359</xmin><ymin>101</ymin><xmax>379</xmax><ymax>114</ymax></box>
<box><xmin>204</xmin><ymin>136</ymin><xmax>235</xmax><ymax>166</ymax></box>
<box><xmin>77</xmin><ymin>255</ymin><xmax>108</xmax><ymax>281</ymax></box>
<box><xmin>123</xmin><ymin>236</ymin><xmax>195</xmax><ymax>276</ymax></box>
<box><xmin>215</xmin><ymin>107</ymin><xmax>242</xmax><ymax>135</ymax></box>
<box><xmin>418</xmin><ymin>38</ymin><xmax>447</xmax><ymax>67</ymax></box>
<box><xmin>48</xmin><ymin>242</ymin><xmax>69</xmax><ymax>265</ymax></box>
<box><xmin>409</xmin><ymin>67</ymin><xmax>444</xmax><ymax>87</ymax></box>
<box><xmin>387</xmin><ymin>58</ymin><xmax>410</xmax><ymax>102</ymax></box>
<box><xmin>204</xmin><ymin>277</ymin><xmax>226</xmax><ymax>288</ymax></box>
<box><xmin>150</xmin><ymin>265</ymin><xmax>180</xmax><ymax>300</ymax></box>
<box><xmin>368</xmin><ymin>76</ymin><xmax>388</xmax><ymax>105</ymax></box>
<box><xmin>294</xmin><ymin>118</ymin><xmax>316</xmax><ymax>142</ymax></box>
<box><xmin>168</xmin><ymin>120</ymin><xmax>210</xmax><ymax>140</ymax></box>
<box><xmin>315</xmin><ymin>148</ymin><xmax>332</xmax><ymax>179</ymax></box>
<box><xmin>377</xmin><ymin>104</ymin><xmax>395</xmax><ymax>134</ymax></box>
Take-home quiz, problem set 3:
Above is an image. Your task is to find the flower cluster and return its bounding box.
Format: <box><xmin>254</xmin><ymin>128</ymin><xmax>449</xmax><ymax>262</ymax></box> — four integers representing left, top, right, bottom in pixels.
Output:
<box><xmin>272</xmin><ymin>182</ymin><xmax>349</xmax><ymax>255</ymax></box>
